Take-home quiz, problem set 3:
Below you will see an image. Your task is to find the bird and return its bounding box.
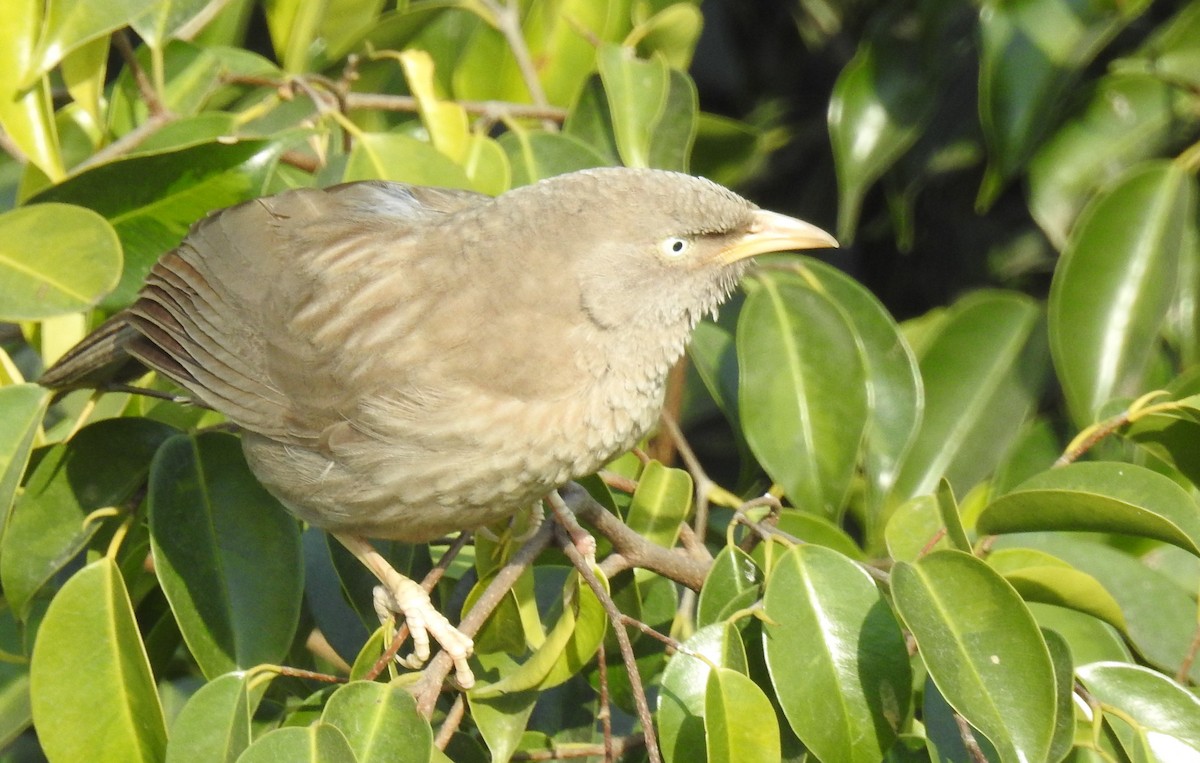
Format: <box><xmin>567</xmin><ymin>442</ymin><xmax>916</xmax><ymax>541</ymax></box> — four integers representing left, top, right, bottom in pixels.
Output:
<box><xmin>39</xmin><ymin>167</ymin><xmax>837</xmax><ymax>687</ymax></box>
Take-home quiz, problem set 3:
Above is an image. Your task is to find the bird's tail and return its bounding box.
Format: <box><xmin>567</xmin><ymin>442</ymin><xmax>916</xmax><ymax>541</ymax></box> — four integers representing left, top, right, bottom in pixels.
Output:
<box><xmin>38</xmin><ymin>314</ymin><xmax>148</xmax><ymax>391</ymax></box>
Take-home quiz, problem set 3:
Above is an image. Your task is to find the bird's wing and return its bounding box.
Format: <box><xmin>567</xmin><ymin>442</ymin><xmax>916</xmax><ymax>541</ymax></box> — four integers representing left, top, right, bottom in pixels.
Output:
<box><xmin>123</xmin><ymin>181</ymin><xmax>493</xmax><ymax>444</ymax></box>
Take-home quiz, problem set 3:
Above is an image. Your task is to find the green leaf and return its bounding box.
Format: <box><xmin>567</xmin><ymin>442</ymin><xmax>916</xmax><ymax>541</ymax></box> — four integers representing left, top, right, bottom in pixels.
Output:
<box><xmin>30</xmin><ymin>559</ymin><xmax>167</xmax><ymax>762</ymax></box>
<box><xmin>658</xmin><ymin>623</ymin><xmax>748</xmax><ymax>762</ymax></box>
<box><xmin>236</xmin><ymin>724</ymin><xmax>359</xmax><ymax>763</ymax></box>
<box><xmin>978</xmin><ymin>462</ymin><xmax>1200</xmax><ymax>557</ymax></box>
<box><xmin>1125</xmin><ymin>406</ymin><xmax>1200</xmax><ymax>487</ymax></box>
<box><xmin>0</xmin><ymin>203</ymin><xmax>122</xmax><ymax>320</ymax></box>
<box><xmin>737</xmin><ymin>271</ymin><xmax>868</xmax><ymax>516</ymax></box>
<box><xmin>1119</xmin><ymin>1</ymin><xmax>1200</xmax><ymax>88</ymax></box>
<box><xmin>1028</xmin><ymin>74</ymin><xmax>1196</xmax><ymax>250</ymax></box>
<box><xmin>344</xmin><ymin>132</ymin><xmax>473</xmax><ymax>189</ymax></box>
<box><xmin>828</xmin><ymin>35</ymin><xmax>936</xmax><ymax>242</ymax></box>
<box><xmin>704</xmin><ymin>667</ymin><xmax>781</xmax><ymax>763</ymax></box>
<box><xmin>762</xmin><ymin>545</ymin><xmax>910</xmax><ymax>762</ymax></box>
<box><xmin>3</xmin><ymin>417</ymin><xmax>178</xmax><ymax>619</ymax></box>
<box><xmin>628</xmin><ymin>2</ymin><xmax>703</xmax><ymax>69</ymax></box>
<box><xmin>893</xmin><ymin>291</ymin><xmax>1044</xmax><ymax>500</ymax></box>
<box><xmin>0</xmin><ymin>0</ymin><xmax>64</xmax><ymax>180</ymax></box>
<box><xmin>469</xmin><ymin>568</ymin><xmax>607</xmax><ymax>698</ymax></box>
<box><xmin>166</xmin><ymin>672</ymin><xmax>255</xmax><ymax>763</ymax></box>
<box><xmin>0</xmin><ymin>384</ymin><xmax>48</xmax><ymax>531</ymax></box>
<box><xmin>1049</xmin><ymin>161</ymin><xmax>1196</xmax><ymax>425</ymax></box>
<box><xmin>130</xmin><ymin>0</ymin><xmax>221</xmax><ymax>49</ymax></box>
<box><xmin>27</xmin><ymin>0</ymin><xmax>157</xmax><ymax>82</ymax></box>
<box><xmin>149</xmin><ymin>432</ymin><xmax>303</xmax><ymax>678</ymax></box>
<box><xmin>596</xmin><ymin>44</ymin><xmax>669</xmax><ymax>168</ymax></box>
<box><xmin>799</xmin><ymin>258</ymin><xmax>922</xmax><ymax>524</ymax></box>
<box><xmin>32</xmin><ymin>139</ymin><xmax>284</xmax><ymax>309</ymax></box>
<box><xmin>884</xmin><ymin>495</ymin><xmax>951</xmax><ymax>563</ymax></box>
<box><xmin>624</xmin><ymin>461</ymin><xmax>691</xmax><ymax>552</ymax></box>
<box><xmin>498</xmin><ymin>130</ymin><xmax>608</xmax><ymax>187</ymax></box>
<box><xmin>1002</xmin><ymin>534</ymin><xmax>1200</xmax><ymax>682</ymax></box>
<box><xmin>1028</xmin><ymin>601</ymin><xmax>1130</xmax><ymax>666</ymax></box>
<box><xmin>1077</xmin><ymin>662</ymin><xmax>1200</xmax><ymax>759</ymax></box>
<box><xmin>976</xmin><ymin>0</ymin><xmax>1151</xmax><ymax>207</ymax></box>
<box><xmin>321</xmin><ymin>682</ymin><xmax>432</xmax><ymax>763</ymax></box>
<box><xmin>892</xmin><ymin>550</ymin><xmax>1056</xmax><ymax>763</ymax></box>
<box><xmin>697</xmin><ymin>545</ymin><xmax>763</xmax><ymax>628</ymax></box>
<box><xmin>986</xmin><ymin>548</ymin><xmax>1126</xmax><ymax>631</ymax></box>
<box><xmin>1042</xmin><ymin>629</ymin><xmax>1077</xmax><ymax>763</ymax></box>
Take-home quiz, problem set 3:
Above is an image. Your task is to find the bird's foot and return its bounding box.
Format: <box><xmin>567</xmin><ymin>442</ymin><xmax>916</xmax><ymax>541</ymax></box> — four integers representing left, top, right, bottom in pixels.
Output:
<box><xmin>335</xmin><ymin>533</ymin><xmax>475</xmax><ymax>688</ymax></box>
<box><xmin>371</xmin><ymin>576</ymin><xmax>475</xmax><ymax>688</ymax></box>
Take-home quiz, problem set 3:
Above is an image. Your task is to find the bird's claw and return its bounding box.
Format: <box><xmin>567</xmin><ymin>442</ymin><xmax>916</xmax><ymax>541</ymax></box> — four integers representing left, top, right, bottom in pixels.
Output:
<box><xmin>372</xmin><ymin>579</ymin><xmax>476</xmax><ymax>689</ymax></box>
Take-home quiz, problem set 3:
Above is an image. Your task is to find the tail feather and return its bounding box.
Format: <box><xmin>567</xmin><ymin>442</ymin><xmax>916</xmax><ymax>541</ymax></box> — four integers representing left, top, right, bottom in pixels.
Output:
<box><xmin>38</xmin><ymin>315</ymin><xmax>147</xmax><ymax>390</ymax></box>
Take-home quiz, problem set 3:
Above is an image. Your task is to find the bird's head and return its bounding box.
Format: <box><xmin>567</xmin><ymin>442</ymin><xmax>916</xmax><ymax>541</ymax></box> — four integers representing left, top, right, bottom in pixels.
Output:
<box><xmin>516</xmin><ymin>168</ymin><xmax>837</xmax><ymax>334</ymax></box>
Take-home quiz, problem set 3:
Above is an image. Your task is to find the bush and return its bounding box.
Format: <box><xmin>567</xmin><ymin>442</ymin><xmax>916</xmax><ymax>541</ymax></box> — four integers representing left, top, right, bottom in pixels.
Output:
<box><xmin>1</xmin><ymin>1</ymin><xmax>1198</xmax><ymax>761</ymax></box>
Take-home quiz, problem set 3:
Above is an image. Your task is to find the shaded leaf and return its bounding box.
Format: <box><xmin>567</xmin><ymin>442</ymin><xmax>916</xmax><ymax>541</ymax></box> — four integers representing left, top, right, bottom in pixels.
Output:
<box><xmin>166</xmin><ymin>672</ymin><xmax>255</xmax><ymax>763</ymax></box>
<box><xmin>1049</xmin><ymin>161</ymin><xmax>1196</xmax><ymax>425</ymax></box>
<box><xmin>697</xmin><ymin>545</ymin><xmax>762</xmax><ymax>629</ymax></box>
<box><xmin>321</xmin><ymin>682</ymin><xmax>432</xmax><ymax>763</ymax></box>
<box><xmin>0</xmin><ymin>384</ymin><xmax>49</xmax><ymax>530</ymax></box>
<box><xmin>149</xmin><ymin>432</ymin><xmax>303</xmax><ymax>678</ymax></box>
<box><xmin>705</xmin><ymin>667</ymin><xmax>781</xmax><ymax>763</ymax></box>
<box><xmin>659</xmin><ymin>623</ymin><xmax>748</xmax><ymax>763</ymax></box>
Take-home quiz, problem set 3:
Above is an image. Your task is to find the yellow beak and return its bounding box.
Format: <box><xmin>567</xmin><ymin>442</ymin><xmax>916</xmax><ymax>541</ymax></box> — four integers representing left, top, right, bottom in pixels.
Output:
<box><xmin>719</xmin><ymin>209</ymin><xmax>838</xmax><ymax>264</ymax></box>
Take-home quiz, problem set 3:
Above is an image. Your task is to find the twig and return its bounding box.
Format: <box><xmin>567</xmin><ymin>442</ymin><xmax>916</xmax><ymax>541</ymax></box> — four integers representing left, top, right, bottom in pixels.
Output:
<box><xmin>433</xmin><ymin>695</ymin><xmax>467</xmax><ymax>750</ymax></box>
<box><xmin>113</xmin><ymin>30</ymin><xmax>170</xmax><ymax>119</ymax></box>
<box><xmin>596</xmin><ymin>642</ymin><xmax>614</xmax><ymax>761</ymax></box>
<box><xmin>73</xmin><ymin>113</ymin><xmax>173</xmax><ymax>172</ymax></box>
<box><xmin>1176</xmin><ymin>621</ymin><xmax>1200</xmax><ymax>684</ymax></box>
<box><xmin>562</xmin><ymin>483</ymin><xmax>710</xmax><ymax>591</ymax></box>
<box><xmin>552</xmin><ymin>521</ymin><xmax>662</xmax><ymax>763</ymax></box>
<box><xmin>414</xmin><ymin>519</ymin><xmax>555</xmax><ymax>717</ymax></box>
<box><xmin>953</xmin><ymin>713</ymin><xmax>989</xmax><ymax>763</ymax></box>
<box><xmin>477</xmin><ymin>0</ymin><xmax>554</xmax><ymax>126</ymax></box>
<box><xmin>651</xmin><ymin>360</ymin><xmax>689</xmax><ymax>464</ymax></box>
<box><xmin>510</xmin><ymin>738</ymin><xmax>644</xmax><ymax>761</ymax></box>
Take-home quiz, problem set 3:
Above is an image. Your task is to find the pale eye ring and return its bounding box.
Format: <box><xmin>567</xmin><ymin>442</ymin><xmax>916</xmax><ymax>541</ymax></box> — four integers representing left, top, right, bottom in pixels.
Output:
<box><xmin>661</xmin><ymin>237</ymin><xmax>690</xmax><ymax>257</ymax></box>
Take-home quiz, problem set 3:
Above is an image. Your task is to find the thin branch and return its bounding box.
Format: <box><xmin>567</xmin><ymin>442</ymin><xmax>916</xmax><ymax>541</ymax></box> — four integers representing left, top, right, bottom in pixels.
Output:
<box><xmin>73</xmin><ymin>113</ymin><xmax>173</xmax><ymax>172</ymax></box>
<box><xmin>414</xmin><ymin>519</ymin><xmax>555</xmax><ymax>717</ymax></box>
<box><xmin>596</xmin><ymin>642</ymin><xmax>614</xmax><ymax>762</ymax></box>
<box><xmin>113</xmin><ymin>30</ymin><xmax>170</xmax><ymax>119</ymax></box>
<box><xmin>433</xmin><ymin>695</ymin><xmax>467</xmax><ymax>751</ymax></box>
<box><xmin>477</xmin><ymin>0</ymin><xmax>555</xmax><ymax>128</ymax></box>
<box><xmin>562</xmin><ymin>482</ymin><xmax>710</xmax><ymax>591</ymax></box>
<box><xmin>510</xmin><ymin>737</ymin><xmax>644</xmax><ymax>761</ymax></box>
<box><xmin>552</xmin><ymin>520</ymin><xmax>662</xmax><ymax>763</ymax></box>
<box><xmin>0</xmin><ymin>129</ymin><xmax>27</xmax><ymax>164</ymax></box>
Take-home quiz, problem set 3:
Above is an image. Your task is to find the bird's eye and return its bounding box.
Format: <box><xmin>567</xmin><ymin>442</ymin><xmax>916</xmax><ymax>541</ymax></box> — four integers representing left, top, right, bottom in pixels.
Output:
<box><xmin>661</xmin><ymin>237</ymin><xmax>690</xmax><ymax>258</ymax></box>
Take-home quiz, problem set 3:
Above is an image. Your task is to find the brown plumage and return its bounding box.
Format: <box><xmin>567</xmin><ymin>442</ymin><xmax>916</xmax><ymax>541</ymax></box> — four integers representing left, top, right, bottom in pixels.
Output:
<box><xmin>41</xmin><ymin>167</ymin><xmax>836</xmax><ymax>686</ymax></box>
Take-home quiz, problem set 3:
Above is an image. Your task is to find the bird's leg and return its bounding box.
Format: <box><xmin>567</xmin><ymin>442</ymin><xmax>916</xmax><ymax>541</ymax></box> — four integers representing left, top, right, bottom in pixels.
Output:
<box><xmin>333</xmin><ymin>533</ymin><xmax>476</xmax><ymax>688</ymax></box>
<box><xmin>546</xmin><ymin>489</ymin><xmax>597</xmax><ymax>564</ymax></box>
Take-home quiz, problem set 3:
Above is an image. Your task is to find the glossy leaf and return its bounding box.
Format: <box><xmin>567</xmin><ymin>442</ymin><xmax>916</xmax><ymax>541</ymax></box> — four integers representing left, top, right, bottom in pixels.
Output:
<box><xmin>1003</xmin><ymin>534</ymin><xmax>1200</xmax><ymax>682</ymax></box>
<box><xmin>321</xmin><ymin>682</ymin><xmax>432</xmax><ymax>763</ymax></box>
<box><xmin>3</xmin><ymin>417</ymin><xmax>177</xmax><ymax>619</ymax></box>
<box><xmin>1028</xmin><ymin>73</ymin><xmax>1195</xmax><ymax>250</ymax></box>
<box><xmin>344</xmin><ymin>132</ymin><xmax>472</xmax><ymax>189</ymax></box>
<box><xmin>829</xmin><ymin>35</ymin><xmax>936</xmax><ymax>242</ymax></box>
<box><xmin>986</xmin><ymin>547</ymin><xmax>1126</xmax><ymax>631</ymax></box>
<box><xmin>149</xmin><ymin>432</ymin><xmax>303</xmax><ymax>678</ymax></box>
<box><xmin>1049</xmin><ymin>161</ymin><xmax>1196</xmax><ymax>425</ymax></box>
<box><xmin>0</xmin><ymin>0</ymin><xmax>63</xmax><ymax>179</ymax></box>
<box><xmin>469</xmin><ymin>568</ymin><xmax>606</xmax><ymax>698</ymax></box>
<box><xmin>659</xmin><ymin>623</ymin><xmax>748</xmax><ymax>763</ymax></box>
<box><xmin>624</xmin><ymin>461</ymin><xmax>692</xmax><ymax>552</ymax></box>
<box><xmin>697</xmin><ymin>545</ymin><xmax>763</xmax><ymax>628</ymax></box>
<box><xmin>166</xmin><ymin>672</ymin><xmax>255</xmax><ymax>763</ymax></box>
<box><xmin>32</xmin><ymin>139</ymin><xmax>284</xmax><ymax>309</ymax></box>
<box><xmin>237</xmin><ymin>724</ymin><xmax>358</xmax><ymax>762</ymax></box>
<box><xmin>762</xmin><ymin>545</ymin><xmax>910</xmax><ymax>762</ymax></box>
<box><xmin>893</xmin><ymin>291</ymin><xmax>1044</xmax><ymax>500</ymax></box>
<box><xmin>30</xmin><ymin>559</ymin><xmax>167</xmax><ymax>762</ymax></box>
<box><xmin>705</xmin><ymin>667</ymin><xmax>780</xmax><ymax>763</ymax></box>
<box><xmin>978</xmin><ymin>462</ymin><xmax>1200</xmax><ymax>557</ymax></box>
<box><xmin>596</xmin><ymin>44</ymin><xmax>668</xmax><ymax>169</ymax></box>
<box><xmin>976</xmin><ymin>0</ymin><xmax>1151</xmax><ymax>207</ymax></box>
<box><xmin>737</xmin><ymin>270</ymin><xmax>868</xmax><ymax>516</ymax></box>
<box><xmin>800</xmin><ymin>258</ymin><xmax>922</xmax><ymax>524</ymax></box>
<box><xmin>130</xmin><ymin>0</ymin><xmax>215</xmax><ymax>50</ymax></box>
<box><xmin>893</xmin><ymin>550</ymin><xmax>1056</xmax><ymax>763</ymax></box>
<box><xmin>1077</xmin><ymin>662</ymin><xmax>1200</xmax><ymax>759</ymax></box>
<box><xmin>0</xmin><ymin>203</ymin><xmax>121</xmax><ymax>320</ymax></box>
<box><xmin>0</xmin><ymin>384</ymin><xmax>48</xmax><ymax>530</ymax></box>
<box><xmin>27</xmin><ymin>0</ymin><xmax>156</xmax><ymax>81</ymax></box>
<box><xmin>499</xmin><ymin>130</ymin><xmax>608</xmax><ymax>187</ymax></box>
